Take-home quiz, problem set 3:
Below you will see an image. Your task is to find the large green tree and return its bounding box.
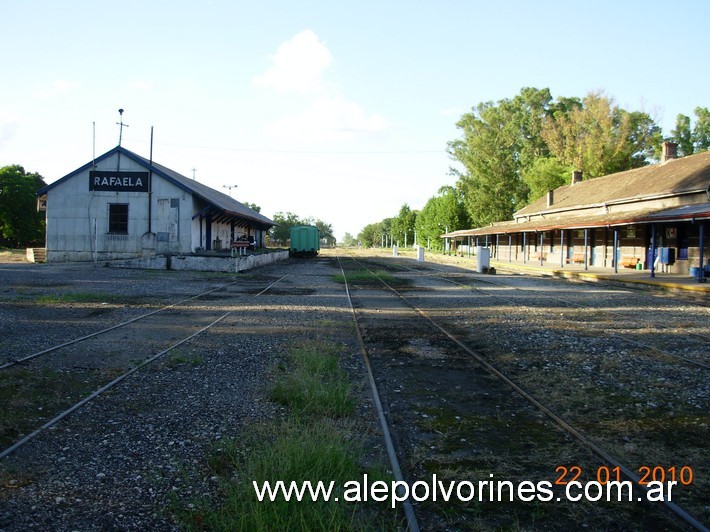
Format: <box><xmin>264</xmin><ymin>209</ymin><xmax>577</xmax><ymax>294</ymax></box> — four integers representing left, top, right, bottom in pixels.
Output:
<box><xmin>521</xmin><ymin>157</ymin><xmax>574</xmax><ymax>203</ymax></box>
<box><xmin>671</xmin><ymin>114</ymin><xmax>694</xmax><ymax>157</ymax></box>
<box><xmin>449</xmin><ymin>88</ymin><xmax>664</xmax><ymax>224</ymax></box>
<box><xmin>541</xmin><ymin>91</ymin><xmax>661</xmax><ymax>178</ymax></box>
<box><xmin>303</xmin><ymin>216</ymin><xmax>336</xmax><ymax>247</ymax></box>
<box><xmin>391</xmin><ymin>204</ymin><xmax>417</xmax><ymax>246</ymax></box>
<box><xmin>448</xmin><ymin>87</ymin><xmax>552</xmax><ymax>226</ymax></box>
<box><xmin>341</xmin><ymin>232</ymin><xmax>357</xmax><ymax>247</ymax></box>
<box><xmin>0</xmin><ymin>165</ymin><xmax>46</xmax><ymax>247</ymax></box>
<box><xmin>415</xmin><ymin>186</ymin><xmax>469</xmax><ymax>250</ymax></box>
<box><xmin>270</xmin><ymin>212</ymin><xmax>336</xmax><ymax>247</ymax></box>
<box><xmin>671</xmin><ymin>107</ymin><xmax>710</xmax><ymax>156</ymax></box>
<box><xmin>269</xmin><ymin>211</ymin><xmax>301</xmax><ymax>246</ymax></box>
<box><xmin>357</xmin><ymin>222</ymin><xmax>384</xmax><ymax>248</ymax></box>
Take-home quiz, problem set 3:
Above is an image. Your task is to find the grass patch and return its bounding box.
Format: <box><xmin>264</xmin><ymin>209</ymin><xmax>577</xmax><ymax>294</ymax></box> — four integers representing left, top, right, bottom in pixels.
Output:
<box><xmin>33</xmin><ymin>292</ymin><xmax>140</xmax><ymax>305</ymax></box>
<box><xmin>179</xmin><ymin>339</ymin><xmax>398</xmax><ymax>531</ymax></box>
<box><xmin>269</xmin><ymin>342</ymin><xmax>354</xmax><ymax>417</ymax></box>
<box><xmin>0</xmin><ymin>367</ymin><xmax>107</xmax><ymax>450</ymax></box>
<box><xmin>186</xmin><ymin>420</ymin><xmax>389</xmax><ymax>531</ymax></box>
<box><xmin>165</xmin><ymin>349</ymin><xmax>203</xmax><ymax>368</ymax></box>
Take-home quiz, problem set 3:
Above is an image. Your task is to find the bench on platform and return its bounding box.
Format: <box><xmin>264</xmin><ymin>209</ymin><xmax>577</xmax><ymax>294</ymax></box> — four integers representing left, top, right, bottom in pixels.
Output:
<box><xmin>569</xmin><ymin>252</ymin><xmax>586</xmax><ymax>264</ymax></box>
<box><xmin>231</xmin><ymin>241</ymin><xmax>250</xmax><ymax>256</ymax></box>
<box><xmin>620</xmin><ymin>256</ymin><xmax>640</xmax><ymax>269</ymax></box>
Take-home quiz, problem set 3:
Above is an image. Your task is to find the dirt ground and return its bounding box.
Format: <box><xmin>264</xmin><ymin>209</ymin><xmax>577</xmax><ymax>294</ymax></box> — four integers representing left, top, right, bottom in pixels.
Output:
<box><xmin>0</xmin><ymin>249</ymin><xmax>29</xmax><ymax>263</ymax></box>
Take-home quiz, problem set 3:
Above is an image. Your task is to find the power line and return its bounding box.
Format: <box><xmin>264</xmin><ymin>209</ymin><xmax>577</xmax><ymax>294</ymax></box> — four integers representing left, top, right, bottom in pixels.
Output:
<box><xmin>128</xmin><ymin>139</ymin><xmax>445</xmax><ymax>155</ymax></box>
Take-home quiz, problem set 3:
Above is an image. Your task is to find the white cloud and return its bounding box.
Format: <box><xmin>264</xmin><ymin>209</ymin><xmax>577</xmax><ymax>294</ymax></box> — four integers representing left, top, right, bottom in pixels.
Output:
<box><xmin>255</xmin><ymin>30</ymin><xmax>389</xmax><ymax>144</ymax></box>
<box><xmin>252</xmin><ymin>29</ymin><xmax>333</xmax><ymax>94</ymax></box>
<box><xmin>264</xmin><ymin>96</ymin><xmax>388</xmax><ymax>143</ymax></box>
<box><xmin>33</xmin><ymin>79</ymin><xmax>80</xmax><ymax>98</ymax></box>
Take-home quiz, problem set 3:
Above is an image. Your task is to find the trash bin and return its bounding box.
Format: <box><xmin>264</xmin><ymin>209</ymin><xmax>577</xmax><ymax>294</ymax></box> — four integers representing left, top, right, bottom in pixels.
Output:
<box><xmin>476</xmin><ymin>246</ymin><xmax>490</xmax><ymax>273</ymax></box>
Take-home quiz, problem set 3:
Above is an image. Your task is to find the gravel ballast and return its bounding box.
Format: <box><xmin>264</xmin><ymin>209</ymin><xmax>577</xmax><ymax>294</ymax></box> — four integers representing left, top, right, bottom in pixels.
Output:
<box><xmin>1</xmin><ymin>254</ymin><xmax>707</xmax><ymax>530</ymax></box>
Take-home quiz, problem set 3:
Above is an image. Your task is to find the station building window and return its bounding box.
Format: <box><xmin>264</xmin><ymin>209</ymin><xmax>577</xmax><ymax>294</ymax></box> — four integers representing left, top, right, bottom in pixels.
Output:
<box><xmin>108</xmin><ymin>203</ymin><xmax>129</xmax><ymax>234</ymax></box>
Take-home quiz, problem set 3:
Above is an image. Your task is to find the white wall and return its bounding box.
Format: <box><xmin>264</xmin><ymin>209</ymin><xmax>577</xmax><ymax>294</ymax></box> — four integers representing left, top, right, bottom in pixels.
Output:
<box><xmin>46</xmin><ymin>153</ymin><xmax>194</xmax><ymax>261</ymax></box>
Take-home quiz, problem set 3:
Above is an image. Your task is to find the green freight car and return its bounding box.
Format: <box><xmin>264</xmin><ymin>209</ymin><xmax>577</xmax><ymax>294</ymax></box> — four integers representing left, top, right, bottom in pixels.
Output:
<box><xmin>289</xmin><ymin>225</ymin><xmax>320</xmax><ymax>258</ymax></box>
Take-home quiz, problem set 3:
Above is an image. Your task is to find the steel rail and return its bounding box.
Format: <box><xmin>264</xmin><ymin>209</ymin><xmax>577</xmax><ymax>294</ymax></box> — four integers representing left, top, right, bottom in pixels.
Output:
<box><xmin>336</xmin><ymin>256</ymin><xmax>420</xmax><ymax>532</ymax></box>
<box><xmin>391</xmin><ymin>260</ymin><xmax>710</xmax><ymax>371</ymax></box>
<box><xmin>0</xmin><ymin>278</ymin><xmax>248</xmax><ymax>370</ymax></box>
<box><xmin>424</xmin><ymin>261</ymin><xmax>710</xmax><ymax>343</ymax></box>
<box><xmin>0</xmin><ymin>276</ymin><xmax>286</xmax><ymax>460</ymax></box>
<box><xmin>456</xmin><ymin>267</ymin><xmax>710</xmax><ymax>344</ymax></box>
<box><xmin>348</xmin><ymin>256</ymin><xmax>708</xmax><ymax>532</ymax></box>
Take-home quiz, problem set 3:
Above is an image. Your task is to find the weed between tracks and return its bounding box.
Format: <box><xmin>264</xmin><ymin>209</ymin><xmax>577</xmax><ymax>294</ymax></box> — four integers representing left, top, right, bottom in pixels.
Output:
<box><xmin>179</xmin><ymin>339</ymin><xmax>399</xmax><ymax>531</ymax></box>
<box><xmin>0</xmin><ymin>367</ymin><xmax>113</xmax><ymax>450</ymax></box>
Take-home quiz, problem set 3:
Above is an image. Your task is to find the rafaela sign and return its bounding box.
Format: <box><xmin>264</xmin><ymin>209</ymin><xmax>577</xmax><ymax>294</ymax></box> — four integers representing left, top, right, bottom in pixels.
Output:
<box><xmin>89</xmin><ymin>171</ymin><xmax>150</xmax><ymax>192</ymax></box>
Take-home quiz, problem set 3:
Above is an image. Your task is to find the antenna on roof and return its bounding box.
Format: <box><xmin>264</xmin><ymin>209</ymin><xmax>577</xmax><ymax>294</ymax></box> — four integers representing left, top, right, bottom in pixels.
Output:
<box><xmin>117</xmin><ymin>108</ymin><xmax>129</xmax><ymax>147</ymax></box>
<box><xmin>223</xmin><ymin>184</ymin><xmax>238</xmax><ymax>197</ymax></box>
<box><xmin>192</xmin><ymin>167</ymin><xmax>197</xmax><ymax>180</ymax></box>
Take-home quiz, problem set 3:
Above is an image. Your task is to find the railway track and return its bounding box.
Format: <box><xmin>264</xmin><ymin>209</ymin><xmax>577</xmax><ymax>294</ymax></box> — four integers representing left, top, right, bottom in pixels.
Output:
<box><xmin>0</xmin><ymin>275</ymin><xmax>286</xmax><ymax>460</ymax></box>
<box><xmin>2</xmin><ymin>257</ymin><xmax>706</xmax><ymax>529</ymax></box>
<box><xmin>338</xmin><ymin>254</ymin><xmax>708</xmax><ymax>530</ymax></box>
<box><xmin>372</xmin><ymin>257</ymin><xmax>710</xmax><ymax>370</ymax></box>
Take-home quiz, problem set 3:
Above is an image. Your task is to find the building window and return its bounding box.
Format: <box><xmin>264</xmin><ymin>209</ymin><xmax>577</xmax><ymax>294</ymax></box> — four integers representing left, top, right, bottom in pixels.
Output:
<box><xmin>108</xmin><ymin>203</ymin><xmax>129</xmax><ymax>234</ymax></box>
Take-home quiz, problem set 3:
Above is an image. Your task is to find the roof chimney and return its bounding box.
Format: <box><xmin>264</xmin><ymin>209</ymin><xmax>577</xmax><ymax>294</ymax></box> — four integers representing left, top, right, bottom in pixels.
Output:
<box><xmin>661</xmin><ymin>141</ymin><xmax>678</xmax><ymax>163</ymax></box>
<box><xmin>571</xmin><ymin>170</ymin><xmax>583</xmax><ymax>186</ymax></box>
<box><xmin>546</xmin><ymin>189</ymin><xmax>554</xmax><ymax>207</ymax></box>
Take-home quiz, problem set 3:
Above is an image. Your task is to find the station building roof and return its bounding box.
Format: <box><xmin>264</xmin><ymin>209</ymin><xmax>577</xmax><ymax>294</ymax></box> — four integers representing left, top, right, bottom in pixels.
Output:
<box><xmin>443</xmin><ymin>150</ymin><xmax>710</xmax><ymax>238</ymax></box>
<box><xmin>38</xmin><ymin>146</ymin><xmax>275</xmax><ymax>231</ymax></box>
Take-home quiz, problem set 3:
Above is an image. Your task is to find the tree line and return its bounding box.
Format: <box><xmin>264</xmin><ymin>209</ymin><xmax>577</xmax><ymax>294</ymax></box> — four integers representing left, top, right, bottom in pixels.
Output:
<box><xmin>0</xmin><ymin>165</ymin><xmax>46</xmax><ymax>248</ymax></box>
<box><xmin>355</xmin><ymin>87</ymin><xmax>709</xmax><ymax>249</ymax></box>
<box><xmin>269</xmin><ymin>212</ymin><xmax>336</xmax><ymax>247</ymax></box>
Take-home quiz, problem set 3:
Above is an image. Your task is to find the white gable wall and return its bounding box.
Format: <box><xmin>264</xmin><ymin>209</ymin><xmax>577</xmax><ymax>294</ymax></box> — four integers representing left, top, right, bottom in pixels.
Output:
<box><xmin>45</xmin><ymin>152</ymin><xmax>194</xmax><ymax>261</ymax></box>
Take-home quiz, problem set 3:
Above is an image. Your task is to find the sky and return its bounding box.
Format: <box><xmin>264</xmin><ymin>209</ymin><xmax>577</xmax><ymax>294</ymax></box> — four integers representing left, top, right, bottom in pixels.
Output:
<box><xmin>1</xmin><ymin>0</ymin><xmax>708</xmax><ymax>241</ymax></box>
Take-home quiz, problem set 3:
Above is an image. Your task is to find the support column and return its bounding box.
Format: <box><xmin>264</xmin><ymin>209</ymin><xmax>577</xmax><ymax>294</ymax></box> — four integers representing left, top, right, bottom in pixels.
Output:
<box><xmin>199</xmin><ymin>216</ymin><xmax>203</xmax><ymax>249</ymax></box>
<box><xmin>584</xmin><ymin>229</ymin><xmax>589</xmax><ymax>271</ymax></box>
<box><xmin>560</xmin><ymin>229</ymin><xmax>565</xmax><ymax>268</ymax></box>
<box><xmin>698</xmin><ymin>222</ymin><xmax>705</xmax><ymax>283</ymax></box>
<box><xmin>650</xmin><ymin>224</ymin><xmax>657</xmax><ymax>278</ymax></box>
<box><xmin>508</xmin><ymin>234</ymin><xmax>512</xmax><ymax>262</ymax></box>
<box><xmin>523</xmin><ymin>233</ymin><xmax>527</xmax><ymax>263</ymax></box>
<box><xmin>613</xmin><ymin>228</ymin><xmax>619</xmax><ymax>274</ymax></box>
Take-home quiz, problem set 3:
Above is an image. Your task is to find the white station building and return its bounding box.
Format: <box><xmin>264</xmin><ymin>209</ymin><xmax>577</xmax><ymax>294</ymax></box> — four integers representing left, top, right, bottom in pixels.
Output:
<box><xmin>37</xmin><ymin>146</ymin><xmax>275</xmax><ymax>262</ymax></box>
